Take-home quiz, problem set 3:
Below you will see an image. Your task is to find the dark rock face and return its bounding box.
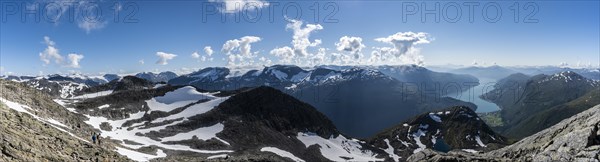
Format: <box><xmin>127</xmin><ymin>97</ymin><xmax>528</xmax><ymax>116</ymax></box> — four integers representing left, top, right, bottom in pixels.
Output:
<box><xmin>113</xmin><ymin>76</ymin><xmax>155</xmax><ymax>91</ymax></box>
<box><xmin>76</xmin><ymin>76</ymin><xmax>155</xmax><ymax>96</ymax></box>
<box><xmin>102</xmin><ymin>74</ymin><xmax>121</xmax><ymax>82</ymax></box>
<box><xmin>210</xmin><ymin>86</ymin><xmax>339</xmax><ymax>138</ymax></box>
<box><xmin>368</xmin><ymin>106</ymin><xmax>507</xmax><ymax>162</ymax></box>
<box><xmin>143</xmin><ymin>86</ymin><xmax>342</xmax><ymax>161</ymax></box>
<box><xmin>73</xmin><ymin>85</ymin><xmax>181</xmax><ymax>120</ymax></box>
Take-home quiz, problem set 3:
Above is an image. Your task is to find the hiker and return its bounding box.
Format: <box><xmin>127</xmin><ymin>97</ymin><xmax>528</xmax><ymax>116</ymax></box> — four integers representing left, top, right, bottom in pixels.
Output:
<box><xmin>92</xmin><ymin>132</ymin><xmax>97</xmax><ymax>144</ymax></box>
<box><xmin>97</xmin><ymin>133</ymin><xmax>102</xmax><ymax>145</ymax></box>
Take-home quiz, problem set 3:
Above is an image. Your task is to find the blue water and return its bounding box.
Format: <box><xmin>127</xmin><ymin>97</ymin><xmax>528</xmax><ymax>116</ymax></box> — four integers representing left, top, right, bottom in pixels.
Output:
<box><xmin>445</xmin><ymin>78</ymin><xmax>501</xmax><ymax>113</ymax></box>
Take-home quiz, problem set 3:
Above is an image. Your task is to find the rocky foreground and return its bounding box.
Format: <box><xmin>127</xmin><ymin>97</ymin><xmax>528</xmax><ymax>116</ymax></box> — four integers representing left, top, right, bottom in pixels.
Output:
<box><xmin>408</xmin><ymin>104</ymin><xmax>600</xmax><ymax>162</ymax></box>
<box><xmin>0</xmin><ymin>102</ymin><xmax>130</xmax><ymax>162</ymax></box>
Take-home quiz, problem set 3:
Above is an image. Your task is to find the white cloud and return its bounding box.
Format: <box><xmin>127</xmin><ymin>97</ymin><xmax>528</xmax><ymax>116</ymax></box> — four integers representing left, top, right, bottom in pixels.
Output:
<box><xmin>287</xmin><ymin>18</ymin><xmax>323</xmax><ymax>57</ymax></box>
<box><xmin>335</xmin><ymin>36</ymin><xmax>366</xmax><ymax>65</ymax></box>
<box><xmin>191</xmin><ymin>46</ymin><xmax>215</xmax><ymax>62</ymax></box>
<box><xmin>191</xmin><ymin>51</ymin><xmax>201</xmax><ymax>59</ymax></box>
<box><xmin>39</xmin><ymin>36</ymin><xmax>63</xmax><ymax>65</ymax></box>
<box><xmin>372</xmin><ymin>32</ymin><xmax>432</xmax><ymax>66</ymax></box>
<box><xmin>208</xmin><ymin>0</ymin><xmax>269</xmax><ymax>13</ymax></box>
<box><xmin>77</xmin><ymin>1</ymin><xmax>108</xmax><ymax>33</ymax></box>
<box><xmin>66</xmin><ymin>53</ymin><xmax>84</xmax><ymax>68</ymax></box>
<box><xmin>139</xmin><ymin>59</ymin><xmax>145</xmax><ymax>65</ymax></box>
<box><xmin>270</xmin><ymin>46</ymin><xmax>294</xmax><ymax>64</ymax></box>
<box><xmin>221</xmin><ymin>36</ymin><xmax>261</xmax><ymax>66</ymax></box>
<box><xmin>156</xmin><ymin>52</ymin><xmax>177</xmax><ymax>65</ymax></box>
<box><xmin>259</xmin><ymin>56</ymin><xmax>272</xmax><ymax>65</ymax></box>
<box><xmin>78</xmin><ymin>20</ymin><xmax>107</xmax><ymax>34</ymax></box>
<box><xmin>39</xmin><ymin>36</ymin><xmax>85</xmax><ymax>68</ymax></box>
<box><xmin>336</xmin><ymin>36</ymin><xmax>365</xmax><ymax>54</ymax></box>
<box><xmin>270</xmin><ymin>18</ymin><xmax>324</xmax><ymax>65</ymax></box>
<box><xmin>558</xmin><ymin>62</ymin><xmax>569</xmax><ymax>67</ymax></box>
<box><xmin>204</xmin><ymin>46</ymin><xmax>214</xmax><ymax>56</ymax></box>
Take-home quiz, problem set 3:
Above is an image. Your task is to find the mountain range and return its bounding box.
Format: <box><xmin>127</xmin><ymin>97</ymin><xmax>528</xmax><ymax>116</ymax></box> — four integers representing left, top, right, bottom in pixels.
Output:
<box><xmin>481</xmin><ymin>71</ymin><xmax>600</xmax><ymax>139</ymax></box>
<box><xmin>2</xmin><ymin>65</ymin><xmax>600</xmax><ymax>161</ymax></box>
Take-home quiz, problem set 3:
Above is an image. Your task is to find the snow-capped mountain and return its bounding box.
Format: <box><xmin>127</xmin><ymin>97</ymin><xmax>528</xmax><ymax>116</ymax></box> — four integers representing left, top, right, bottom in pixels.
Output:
<box><xmin>168</xmin><ymin>65</ymin><xmax>478</xmax><ymax>138</ymax></box>
<box><xmin>134</xmin><ymin>71</ymin><xmax>178</xmax><ymax>83</ymax></box>
<box><xmin>0</xmin><ymin>73</ymin><xmax>121</xmax><ymax>98</ymax></box>
<box><xmin>509</xmin><ymin>66</ymin><xmax>600</xmax><ymax>80</ymax></box>
<box><xmin>368</xmin><ymin>106</ymin><xmax>507</xmax><ymax>161</ymax></box>
<box><xmin>168</xmin><ymin>67</ymin><xmax>231</xmax><ymax>87</ymax></box>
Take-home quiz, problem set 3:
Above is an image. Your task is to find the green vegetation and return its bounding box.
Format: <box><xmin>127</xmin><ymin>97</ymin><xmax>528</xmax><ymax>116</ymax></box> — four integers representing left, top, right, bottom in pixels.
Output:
<box><xmin>479</xmin><ymin>111</ymin><xmax>504</xmax><ymax>127</ymax></box>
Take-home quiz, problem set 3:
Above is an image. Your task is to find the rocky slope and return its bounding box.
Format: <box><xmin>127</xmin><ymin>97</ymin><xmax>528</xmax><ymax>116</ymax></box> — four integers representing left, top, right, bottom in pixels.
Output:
<box><xmin>368</xmin><ymin>106</ymin><xmax>507</xmax><ymax>162</ymax></box>
<box><xmin>0</xmin><ymin>79</ymin><xmax>130</xmax><ymax>161</ymax></box>
<box><xmin>408</xmin><ymin>104</ymin><xmax>600</xmax><ymax>162</ymax></box>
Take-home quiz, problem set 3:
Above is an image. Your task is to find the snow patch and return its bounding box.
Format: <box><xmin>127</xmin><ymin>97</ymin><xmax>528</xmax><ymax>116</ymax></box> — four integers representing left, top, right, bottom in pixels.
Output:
<box><xmin>296</xmin><ymin>132</ymin><xmax>382</xmax><ymax>161</ymax></box>
<box><xmin>71</xmin><ymin>90</ymin><xmax>113</xmax><ymax>99</ymax></box>
<box><xmin>260</xmin><ymin>147</ymin><xmax>305</xmax><ymax>162</ymax></box>
<box><xmin>475</xmin><ymin>135</ymin><xmax>487</xmax><ymax>147</ymax></box>
<box><xmin>383</xmin><ymin>139</ymin><xmax>401</xmax><ymax>162</ymax></box>
<box><xmin>207</xmin><ymin>154</ymin><xmax>229</xmax><ymax>160</ymax></box>
<box><xmin>146</xmin><ymin>86</ymin><xmax>215</xmax><ymax>112</ymax></box>
<box><xmin>98</xmin><ymin>104</ymin><xmax>110</xmax><ymax>109</ymax></box>
<box><xmin>161</xmin><ymin>123</ymin><xmax>225</xmax><ymax>143</ymax></box>
<box><xmin>115</xmin><ymin>147</ymin><xmax>166</xmax><ymax>162</ymax></box>
<box><xmin>462</xmin><ymin>149</ymin><xmax>479</xmax><ymax>153</ymax></box>
<box><xmin>428</xmin><ymin>113</ymin><xmax>442</xmax><ymax>122</ymax></box>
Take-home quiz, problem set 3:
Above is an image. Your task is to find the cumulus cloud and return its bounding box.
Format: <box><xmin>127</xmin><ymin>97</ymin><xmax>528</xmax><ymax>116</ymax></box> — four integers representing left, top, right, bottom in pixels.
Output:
<box><xmin>336</xmin><ymin>36</ymin><xmax>365</xmax><ymax>54</ymax></box>
<box><xmin>208</xmin><ymin>0</ymin><xmax>269</xmax><ymax>13</ymax></box>
<box><xmin>270</xmin><ymin>46</ymin><xmax>294</xmax><ymax>64</ymax></box>
<box><xmin>372</xmin><ymin>32</ymin><xmax>432</xmax><ymax>66</ymax></box>
<box><xmin>39</xmin><ymin>36</ymin><xmax>63</xmax><ymax>65</ymax></box>
<box><xmin>204</xmin><ymin>46</ymin><xmax>214</xmax><ymax>56</ymax></box>
<box><xmin>39</xmin><ymin>36</ymin><xmax>85</xmax><ymax>68</ymax></box>
<box><xmin>156</xmin><ymin>52</ymin><xmax>177</xmax><ymax>65</ymax></box>
<box><xmin>221</xmin><ymin>36</ymin><xmax>261</xmax><ymax>66</ymax></box>
<box><xmin>335</xmin><ymin>36</ymin><xmax>366</xmax><ymax>65</ymax></box>
<box><xmin>192</xmin><ymin>49</ymin><xmax>214</xmax><ymax>62</ymax></box>
<box><xmin>139</xmin><ymin>59</ymin><xmax>145</xmax><ymax>65</ymax></box>
<box><xmin>191</xmin><ymin>51</ymin><xmax>201</xmax><ymax>59</ymax></box>
<box><xmin>270</xmin><ymin>18</ymin><xmax>324</xmax><ymax>65</ymax></box>
<box><xmin>66</xmin><ymin>54</ymin><xmax>84</xmax><ymax>68</ymax></box>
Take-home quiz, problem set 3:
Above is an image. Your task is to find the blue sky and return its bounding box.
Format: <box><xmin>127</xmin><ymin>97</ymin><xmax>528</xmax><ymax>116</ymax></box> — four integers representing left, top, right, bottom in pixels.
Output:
<box><xmin>1</xmin><ymin>0</ymin><xmax>599</xmax><ymax>76</ymax></box>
